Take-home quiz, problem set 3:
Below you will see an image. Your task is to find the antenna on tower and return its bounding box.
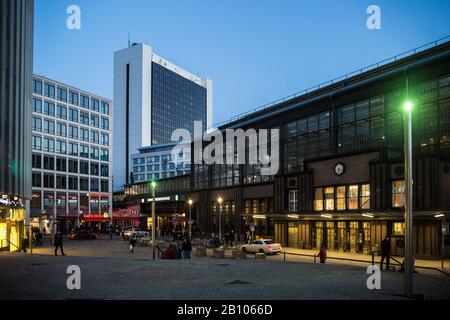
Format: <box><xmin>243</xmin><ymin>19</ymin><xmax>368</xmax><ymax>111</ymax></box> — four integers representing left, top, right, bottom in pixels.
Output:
<box><xmin>128</xmin><ymin>33</ymin><xmax>131</xmax><ymax>47</ymax></box>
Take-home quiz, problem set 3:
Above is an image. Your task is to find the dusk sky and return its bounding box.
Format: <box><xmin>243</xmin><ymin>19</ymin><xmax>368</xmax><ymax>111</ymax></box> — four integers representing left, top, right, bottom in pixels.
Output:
<box><xmin>34</xmin><ymin>0</ymin><xmax>450</xmax><ymax>125</ymax></box>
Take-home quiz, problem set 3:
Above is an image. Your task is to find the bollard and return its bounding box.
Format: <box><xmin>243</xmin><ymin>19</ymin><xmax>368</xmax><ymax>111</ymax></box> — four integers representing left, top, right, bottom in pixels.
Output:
<box><xmin>232</xmin><ymin>250</ymin><xmax>247</xmax><ymax>259</ymax></box>
<box><xmin>255</xmin><ymin>253</ymin><xmax>266</xmax><ymax>261</ymax></box>
<box><xmin>284</xmin><ymin>251</ymin><xmax>286</xmax><ymax>262</ymax></box>
<box><xmin>314</xmin><ymin>254</ymin><xmax>317</xmax><ymax>264</ymax></box>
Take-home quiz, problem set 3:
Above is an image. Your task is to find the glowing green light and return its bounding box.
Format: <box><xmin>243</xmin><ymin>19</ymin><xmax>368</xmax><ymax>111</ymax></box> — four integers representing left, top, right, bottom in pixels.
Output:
<box><xmin>403</xmin><ymin>101</ymin><xmax>413</xmax><ymax>111</ymax></box>
<box><xmin>151</xmin><ymin>181</ymin><xmax>156</xmax><ymax>189</ymax></box>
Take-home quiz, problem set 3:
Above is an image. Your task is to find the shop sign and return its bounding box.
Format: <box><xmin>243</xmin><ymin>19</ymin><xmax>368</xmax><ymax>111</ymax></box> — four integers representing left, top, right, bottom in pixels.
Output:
<box><xmin>82</xmin><ymin>214</ymin><xmax>107</xmax><ymax>220</ymax></box>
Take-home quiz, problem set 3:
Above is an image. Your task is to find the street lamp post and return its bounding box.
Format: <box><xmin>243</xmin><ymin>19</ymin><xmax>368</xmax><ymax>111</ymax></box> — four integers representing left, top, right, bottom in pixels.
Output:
<box><xmin>403</xmin><ymin>100</ymin><xmax>414</xmax><ymax>298</ymax></box>
<box><xmin>188</xmin><ymin>199</ymin><xmax>193</xmax><ymax>240</ymax></box>
<box><xmin>217</xmin><ymin>197</ymin><xmax>223</xmax><ymax>243</ymax></box>
<box><xmin>151</xmin><ymin>181</ymin><xmax>156</xmax><ymax>260</ymax></box>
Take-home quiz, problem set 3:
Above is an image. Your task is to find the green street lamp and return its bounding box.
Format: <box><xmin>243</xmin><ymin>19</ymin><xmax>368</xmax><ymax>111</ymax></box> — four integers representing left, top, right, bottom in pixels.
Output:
<box><xmin>188</xmin><ymin>199</ymin><xmax>193</xmax><ymax>240</ymax></box>
<box><xmin>403</xmin><ymin>100</ymin><xmax>414</xmax><ymax>297</ymax></box>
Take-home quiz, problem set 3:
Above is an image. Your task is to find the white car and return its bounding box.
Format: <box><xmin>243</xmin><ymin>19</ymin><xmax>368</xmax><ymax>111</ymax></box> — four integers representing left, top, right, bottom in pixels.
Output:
<box><xmin>241</xmin><ymin>239</ymin><xmax>282</xmax><ymax>255</ymax></box>
<box><xmin>123</xmin><ymin>228</ymin><xmax>149</xmax><ymax>238</ymax></box>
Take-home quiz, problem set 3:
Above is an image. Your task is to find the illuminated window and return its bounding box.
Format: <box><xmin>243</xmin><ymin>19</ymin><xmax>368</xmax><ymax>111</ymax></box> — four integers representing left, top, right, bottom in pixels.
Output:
<box><xmin>347</xmin><ymin>185</ymin><xmax>359</xmax><ymax>209</ymax></box>
<box><xmin>393</xmin><ymin>222</ymin><xmax>405</xmax><ymax>235</ymax></box>
<box><xmin>392</xmin><ymin>180</ymin><xmax>405</xmax><ymax>207</ymax></box>
<box><xmin>324</xmin><ymin>187</ymin><xmax>334</xmax><ymax>211</ymax></box>
<box><xmin>314</xmin><ymin>188</ymin><xmax>323</xmax><ymax>211</ymax></box>
<box><xmin>360</xmin><ymin>184</ymin><xmax>370</xmax><ymax>209</ymax></box>
<box><xmin>336</xmin><ymin>186</ymin><xmax>346</xmax><ymax>210</ymax></box>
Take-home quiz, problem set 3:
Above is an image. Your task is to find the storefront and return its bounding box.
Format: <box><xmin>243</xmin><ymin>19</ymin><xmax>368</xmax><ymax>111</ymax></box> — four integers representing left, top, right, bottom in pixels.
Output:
<box><xmin>0</xmin><ymin>197</ymin><xmax>27</xmax><ymax>252</ymax></box>
<box><xmin>112</xmin><ymin>205</ymin><xmax>140</xmax><ymax>228</ymax></box>
<box><xmin>80</xmin><ymin>212</ymin><xmax>111</xmax><ymax>231</ymax></box>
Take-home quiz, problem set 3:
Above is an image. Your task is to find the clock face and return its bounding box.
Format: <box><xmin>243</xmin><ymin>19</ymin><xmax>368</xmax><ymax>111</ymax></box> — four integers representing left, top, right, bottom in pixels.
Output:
<box><xmin>334</xmin><ymin>163</ymin><xmax>345</xmax><ymax>176</ymax></box>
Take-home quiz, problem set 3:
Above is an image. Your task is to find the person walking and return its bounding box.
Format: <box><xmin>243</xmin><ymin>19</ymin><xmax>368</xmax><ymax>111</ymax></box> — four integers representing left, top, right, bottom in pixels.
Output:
<box><xmin>54</xmin><ymin>232</ymin><xmax>66</xmax><ymax>256</ymax></box>
<box><xmin>181</xmin><ymin>238</ymin><xmax>192</xmax><ymax>259</ymax></box>
<box><xmin>317</xmin><ymin>244</ymin><xmax>327</xmax><ymax>264</ymax></box>
<box><xmin>380</xmin><ymin>236</ymin><xmax>391</xmax><ymax>271</ymax></box>
<box><xmin>230</xmin><ymin>230</ymin><xmax>235</xmax><ymax>247</ymax></box>
<box><xmin>129</xmin><ymin>236</ymin><xmax>136</xmax><ymax>254</ymax></box>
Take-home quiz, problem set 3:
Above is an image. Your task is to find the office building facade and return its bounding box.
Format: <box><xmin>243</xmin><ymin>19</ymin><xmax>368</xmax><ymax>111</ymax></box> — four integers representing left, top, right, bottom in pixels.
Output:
<box><xmin>31</xmin><ymin>75</ymin><xmax>113</xmax><ymax>233</ymax></box>
<box><xmin>0</xmin><ymin>0</ymin><xmax>34</xmax><ymax>251</ymax></box>
<box><xmin>113</xmin><ymin>43</ymin><xmax>212</xmax><ymax>191</ymax></box>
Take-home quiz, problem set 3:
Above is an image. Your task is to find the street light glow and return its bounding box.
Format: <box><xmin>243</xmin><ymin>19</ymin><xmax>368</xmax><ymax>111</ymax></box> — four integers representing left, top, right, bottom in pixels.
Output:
<box><xmin>188</xmin><ymin>199</ymin><xmax>193</xmax><ymax>205</ymax></box>
<box><xmin>403</xmin><ymin>101</ymin><xmax>413</xmax><ymax>111</ymax></box>
<box><xmin>217</xmin><ymin>197</ymin><xmax>223</xmax><ymax>204</ymax></box>
<box><xmin>151</xmin><ymin>181</ymin><xmax>156</xmax><ymax>189</ymax></box>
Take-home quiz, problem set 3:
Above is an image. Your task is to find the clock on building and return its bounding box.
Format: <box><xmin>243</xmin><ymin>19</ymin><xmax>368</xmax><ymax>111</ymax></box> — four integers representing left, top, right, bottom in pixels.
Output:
<box><xmin>334</xmin><ymin>162</ymin><xmax>345</xmax><ymax>176</ymax></box>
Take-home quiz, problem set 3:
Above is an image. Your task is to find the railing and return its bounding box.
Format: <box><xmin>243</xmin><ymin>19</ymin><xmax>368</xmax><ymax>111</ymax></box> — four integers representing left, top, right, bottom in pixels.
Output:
<box><xmin>214</xmin><ymin>35</ymin><xmax>450</xmax><ymax>128</ymax></box>
<box><xmin>279</xmin><ymin>250</ymin><xmax>450</xmax><ymax>277</ymax></box>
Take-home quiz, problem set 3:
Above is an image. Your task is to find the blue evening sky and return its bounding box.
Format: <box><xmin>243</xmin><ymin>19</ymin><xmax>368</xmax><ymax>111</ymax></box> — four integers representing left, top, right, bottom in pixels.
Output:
<box><xmin>34</xmin><ymin>0</ymin><xmax>450</xmax><ymax>125</ymax></box>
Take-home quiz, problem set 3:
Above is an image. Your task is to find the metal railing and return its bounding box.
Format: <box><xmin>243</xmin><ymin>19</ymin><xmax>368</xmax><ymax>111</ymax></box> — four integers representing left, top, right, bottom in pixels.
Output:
<box><xmin>279</xmin><ymin>250</ymin><xmax>450</xmax><ymax>277</ymax></box>
<box><xmin>214</xmin><ymin>35</ymin><xmax>450</xmax><ymax>128</ymax></box>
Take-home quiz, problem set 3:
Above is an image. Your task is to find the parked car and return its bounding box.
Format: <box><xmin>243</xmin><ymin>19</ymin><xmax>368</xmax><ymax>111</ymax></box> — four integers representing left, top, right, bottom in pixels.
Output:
<box><xmin>241</xmin><ymin>239</ymin><xmax>282</xmax><ymax>255</ymax></box>
<box><xmin>68</xmin><ymin>230</ymin><xmax>97</xmax><ymax>240</ymax></box>
<box><xmin>123</xmin><ymin>228</ymin><xmax>149</xmax><ymax>239</ymax></box>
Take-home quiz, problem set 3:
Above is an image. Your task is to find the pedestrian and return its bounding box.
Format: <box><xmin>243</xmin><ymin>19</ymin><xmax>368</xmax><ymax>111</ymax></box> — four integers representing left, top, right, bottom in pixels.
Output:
<box><xmin>129</xmin><ymin>236</ymin><xmax>136</xmax><ymax>254</ymax></box>
<box><xmin>230</xmin><ymin>230</ymin><xmax>235</xmax><ymax>247</ymax></box>
<box><xmin>54</xmin><ymin>231</ymin><xmax>66</xmax><ymax>256</ymax></box>
<box><xmin>181</xmin><ymin>238</ymin><xmax>192</xmax><ymax>259</ymax></box>
<box><xmin>224</xmin><ymin>233</ymin><xmax>230</xmax><ymax>247</ymax></box>
<box><xmin>43</xmin><ymin>226</ymin><xmax>46</xmax><ymax>235</ymax></box>
<box><xmin>380</xmin><ymin>235</ymin><xmax>391</xmax><ymax>271</ymax></box>
<box><xmin>317</xmin><ymin>244</ymin><xmax>327</xmax><ymax>264</ymax></box>
<box><xmin>109</xmin><ymin>226</ymin><xmax>113</xmax><ymax>240</ymax></box>
<box><xmin>21</xmin><ymin>235</ymin><xmax>28</xmax><ymax>253</ymax></box>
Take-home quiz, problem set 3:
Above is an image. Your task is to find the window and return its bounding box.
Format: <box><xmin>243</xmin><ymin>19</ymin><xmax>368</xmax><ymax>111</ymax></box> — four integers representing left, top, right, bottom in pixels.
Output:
<box><xmin>32</xmin><ymin>154</ymin><xmax>42</xmax><ymax>169</ymax></box>
<box><xmin>90</xmin><ymin>179</ymin><xmax>99</xmax><ymax>192</ymax></box>
<box><xmin>101</xmin><ymin>133</ymin><xmax>109</xmax><ymax>146</ymax></box>
<box><xmin>32</xmin><ymin>117</ymin><xmax>42</xmax><ymax>131</ymax></box>
<box><xmin>32</xmin><ymin>172</ymin><xmax>41</xmax><ymax>188</ymax></box>
<box><xmin>32</xmin><ymin>136</ymin><xmax>41</xmax><ymax>150</ymax></box>
<box><xmin>33</xmin><ymin>79</ymin><xmax>42</xmax><ymax>94</ymax></box>
<box><xmin>101</xmin><ymin>149</ymin><xmax>109</xmax><ymax>161</ymax></box>
<box><xmin>68</xmin><ymin>125</ymin><xmax>78</xmax><ymax>139</ymax></box>
<box><xmin>43</xmin><ymin>174</ymin><xmax>54</xmax><ymax>188</ymax></box>
<box><xmin>56</xmin><ymin>105</ymin><xmax>67</xmax><ymax>119</ymax></box>
<box><xmin>90</xmin><ymin>130</ymin><xmax>99</xmax><ymax>144</ymax></box>
<box><xmin>68</xmin><ymin>176</ymin><xmax>78</xmax><ymax>190</ymax></box>
<box><xmin>43</xmin><ymin>137</ymin><xmax>54</xmax><ymax>152</ymax></box>
<box><xmin>288</xmin><ymin>190</ymin><xmax>298</xmax><ymax>212</ymax></box>
<box><xmin>56</xmin><ymin>157</ymin><xmax>67</xmax><ymax>172</ymax></box>
<box><xmin>100</xmin><ymin>164</ymin><xmax>109</xmax><ymax>177</ymax></box>
<box><xmin>90</xmin><ymin>147</ymin><xmax>99</xmax><ymax>160</ymax></box>
<box><xmin>393</xmin><ymin>222</ymin><xmax>405</xmax><ymax>235</ymax></box>
<box><xmin>80</xmin><ymin>161</ymin><xmax>89</xmax><ymax>174</ymax></box>
<box><xmin>80</xmin><ymin>178</ymin><xmax>89</xmax><ymax>191</ymax></box>
<box><xmin>43</xmin><ymin>119</ymin><xmax>54</xmax><ymax>134</ymax></box>
<box><xmin>324</xmin><ymin>187</ymin><xmax>334</xmax><ymax>210</ymax></box>
<box><xmin>347</xmin><ymin>185</ymin><xmax>359</xmax><ymax>209</ymax></box>
<box><xmin>69</xmin><ymin>91</ymin><xmax>78</xmax><ymax>105</ymax></box>
<box><xmin>68</xmin><ymin>142</ymin><xmax>78</xmax><ymax>156</ymax></box>
<box><xmin>44</xmin><ymin>83</ymin><xmax>55</xmax><ymax>98</ymax></box>
<box><xmin>314</xmin><ymin>188</ymin><xmax>323</xmax><ymax>211</ymax></box>
<box><xmin>56</xmin><ymin>175</ymin><xmax>66</xmax><ymax>189</ymax></box>
<box><xmin>392</xmin><ymin>180</ymin><xmax>405</xmax><ymax>208</ymax></box>
<box><xmin>56</xmin><ymin>122</ymin><xmax>67</xmax><ymax>137</ymax></box>
<box><xmin>91</xmin><ymin>115</ymin><xmax>99</xmax><ymax>128</ymax></box>
<box><xmin>80</xmin><ymin>145</ymin><xmax>89</xmax><ymax>158</ymax></box>
<box><xmin>101</xmin><ymin>180</ymin><xmax>109</xmax><ymax>192</ymax></box>
<box><xmin>101</xmin><ymin>117</ymin><xmax>109</xmax><ymax>130</ymax></box>
<box><xmin>43</xmin><ymin>101</ymin><xmax>55</xmax><ymax>116</ymax></box>
<box><xmin>33</xmin><ymin>98</ymin><xmax>42</xmax><ymax>113</ymax></box>
<box><xmin>80</xmin><ymin>112</ymin><xmax>89</xmax><ymax>125</ymax></box>
<box><xmin>68</xmin><ymin>159</ymin><xmax>78</xmax><ymax>173</ymax></box>
<box><xmin>57</xmin><ymin>87</ymin><xmax>67</xmax><ymax>102</ymax></box>
<box><xmin>101</xmin><ymin>102</ymin><xmax>109</xmax><ymax>114</ymax></box>
<box><xmin>80</xmin><ymin>95</ymin><xmax>89</xmax><ymax>108</ymax></box>
<box><xmin>80</xmin><ymin>127</ymin><xmax>89</xmax><ymax>142</ymax></box>
<box><xmin>91</xmin><ymin>99</ymin><xmax>100</xmax><ymax>112</ymax></box>
<box><xmin>56</xmin><ymin>140</ymin><xmax>66</xmax><ymax>154</ymax></box>
<box><xmin>68</xmin><ymin>108</ymin><xmax>78</xmax><ymax>122</ymax></box>
<box><xmin>360</xmin><ymin>184</ymin><xmax>370</xmax><ymax>209</ymax></box>
<box><xmin>43</xmin><ymin>156</ymin><xmax>54</xmax><ymax>170</ymax></box>
<box><xmin>336</xmin><ymin>186</ymin><xmax>346</xmax><ymax>210</ymax></box>
<box><xmin>90</xmin><ymin>163</ymin><xmax>99</xmax><ymax>175</ymax></box>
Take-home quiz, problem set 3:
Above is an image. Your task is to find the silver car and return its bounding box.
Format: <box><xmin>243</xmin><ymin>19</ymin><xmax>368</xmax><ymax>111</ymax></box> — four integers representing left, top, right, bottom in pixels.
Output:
<box><xmin>241</xmin><ymin>239</ymin><xmax>282</xmax><ymax>255</ymax></box>
<box><xmin>123</xmin><ymin>228</ymin><xmax>149</xmax><ymax>238</ymax></box>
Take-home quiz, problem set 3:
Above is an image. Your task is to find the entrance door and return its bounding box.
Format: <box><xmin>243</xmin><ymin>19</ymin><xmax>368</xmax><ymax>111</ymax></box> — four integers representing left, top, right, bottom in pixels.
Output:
<box><xmin>288</xmin><ymin>223</ymin><xmax>298</xmax><ymax>248</ymax></box>
<box><xmin>350</xmin><ymin>222</ymin><xmax>358</xmax><ymax>252</ymax></box>
<box><xmin>316</xmin><ymin>227</ymin><xmax>323</xmax><ymax>249</ymax></box>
